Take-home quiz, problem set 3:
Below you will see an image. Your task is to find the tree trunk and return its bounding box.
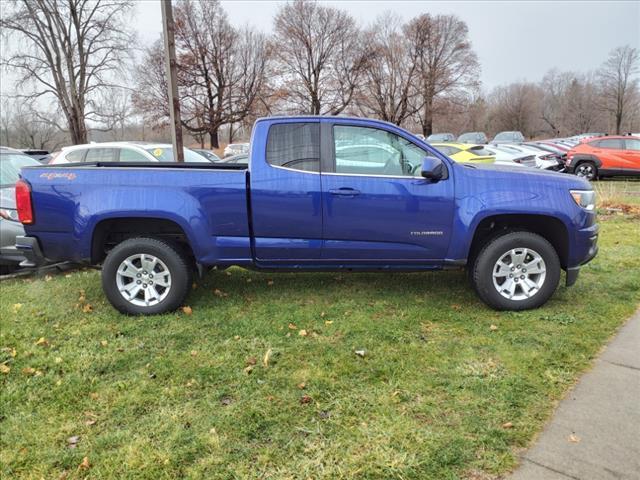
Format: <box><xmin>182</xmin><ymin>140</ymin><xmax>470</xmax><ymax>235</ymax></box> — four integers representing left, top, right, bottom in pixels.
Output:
<box><xmin>228</xmin><ymin>123</ymin><xmax>234</xmax><ymax>144</ymax></box>
<box><xmin>422</xmin><ymin>98</ymin><xmax>433</xmax><ymax>137</ymax></box>
<box><xmin>615</xmin><ymin>112</ymin><xmax>622</xmax><ymax>135</ymax></box>
<box><xmin>209</xmin><ymin>128</ymin><xmax>219</xmax><ymax>149</ymax></box>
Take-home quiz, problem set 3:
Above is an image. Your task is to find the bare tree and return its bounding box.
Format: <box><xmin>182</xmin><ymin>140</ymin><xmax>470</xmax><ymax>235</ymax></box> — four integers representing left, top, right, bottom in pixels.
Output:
<box><xmin>597</xmin><ymin>45</ymin><xmax>640</xmax><ymax>134</ymax></box>
<box><xmin>356</xmin><ymin>14</ymin><xmax>418</xmax><ymax>125</ymax></box>
<box><xmin>133</xmin><ymin>0</ymin><xmax>269</xmax><ymax>148</ymax></box>
<box><xmin>0</xmin><ymin>0</ymin><xmax>134</xmax><ymax>144</ymax></box>
<box><xmin>487</xmin><ymin>82</ymin><xmax>544</xmax><ymax>137</ymax></box>
<box><xmin>405</xmin><ymin>14</ymin><xmax>480</xmax><ymax>136</ymax></box>
<box><xmin>272</xmin><ymin>0</ymin><xmax>366</xmax><ymax>115</ymax></box>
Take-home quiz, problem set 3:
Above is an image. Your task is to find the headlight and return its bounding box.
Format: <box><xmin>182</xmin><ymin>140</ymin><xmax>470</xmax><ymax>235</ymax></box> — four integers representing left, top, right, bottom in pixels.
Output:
<box><xmin>0</xmin><ymin>208</ymin><xmax>20</xmax><ymax>222</ymax></box>
<box><xmin>570</xmin><ymin>190</ymin><xmax>596</xmax><ymax>211</ymax></box>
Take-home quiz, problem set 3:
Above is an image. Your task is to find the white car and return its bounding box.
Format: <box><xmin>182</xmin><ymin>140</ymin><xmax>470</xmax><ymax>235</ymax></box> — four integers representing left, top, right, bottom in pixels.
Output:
<box><xmin>50</xmin><ymin>142</ymin><xmax>209</xmax><ymax>164</ymax></box>
<box><xmin>483</xmin><ymin>145</ymin><xmax>535</xmax><ymax>168</ymax></box>
<box><xmin>223</xmin><ymin>143</ymin><xmax>250</xmax><ymax>158</ymax></box>
<box><xmin>496</xmin><ymin>144</ymin><xmax>563</xmax><ymax>170</ymax></box>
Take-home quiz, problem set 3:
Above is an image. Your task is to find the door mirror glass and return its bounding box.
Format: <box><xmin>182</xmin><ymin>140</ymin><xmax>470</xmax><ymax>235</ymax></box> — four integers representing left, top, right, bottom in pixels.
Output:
<box><xmin>421</xmin><ymin>157</ymin><xmax>444</xmax><ymax>180</ymax></box>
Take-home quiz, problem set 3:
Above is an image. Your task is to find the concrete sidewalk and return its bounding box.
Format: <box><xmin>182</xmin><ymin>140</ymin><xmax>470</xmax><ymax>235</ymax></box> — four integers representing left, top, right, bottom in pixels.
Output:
<box><xmin>508</xmin><ymin>309</ymin><xmax>640</xmax><ymax>480</ymax></box>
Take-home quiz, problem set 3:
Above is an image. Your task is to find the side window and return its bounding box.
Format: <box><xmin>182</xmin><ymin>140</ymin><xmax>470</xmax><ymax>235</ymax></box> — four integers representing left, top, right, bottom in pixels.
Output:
<box><xmin>65</xmin><ymin>150</ymin><xmax>85</xmax><ymax>163</ymax></box>
<box><xmin>85</xmin><ymin>148</ymin><xmax>117</xmax><ymax>162</ymax></box>
<box><xmin>597</xmin><ymin>139</ymin><xmax>624</xmax><ymax>149</ymax></box>
<box><xmin>119</xmin><ymin>148</ymin><xmax>149</xmax><ymax>162</ymax></box>
<box><xmin>333</xmin><ymin>125</ymin><xmax>425</xmax><ymax>177</ymax></box>
<box><xmin>624</xmin><ymin>139</ymin><xmax>640</xmax><ymax>151</ymax></box>
<box><xmin>266</xmin><ymin>123</ymin><xmax>319</xmax><ymax>172</ymax></box>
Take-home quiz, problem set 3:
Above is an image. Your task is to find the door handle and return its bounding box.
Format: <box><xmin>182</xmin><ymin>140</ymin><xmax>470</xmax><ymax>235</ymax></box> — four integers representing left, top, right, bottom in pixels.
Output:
<box><xmin>329</xmin><ymin>188</ymin><xmax>361</xmax><ymax>196</ymax></box>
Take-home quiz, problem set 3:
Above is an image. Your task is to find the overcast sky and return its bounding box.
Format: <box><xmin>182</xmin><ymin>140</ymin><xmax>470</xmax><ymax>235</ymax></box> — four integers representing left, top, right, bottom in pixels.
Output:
<box><xmin>134</xmin><ymin>0</ymin><xmax>639</xmax><ymax>90</ymax></box>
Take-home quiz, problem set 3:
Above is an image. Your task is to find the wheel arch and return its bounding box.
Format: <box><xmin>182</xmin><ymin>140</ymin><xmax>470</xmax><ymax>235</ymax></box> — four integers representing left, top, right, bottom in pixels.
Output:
<box><xmin>467</xmin><ymin>214</ymin><xmax>569</xmax><ymax>269</ymax></box>
<box><xmin>91</xmin><ymin>217</ymin><xmax>196</xmax><ymax>264</ymax></box>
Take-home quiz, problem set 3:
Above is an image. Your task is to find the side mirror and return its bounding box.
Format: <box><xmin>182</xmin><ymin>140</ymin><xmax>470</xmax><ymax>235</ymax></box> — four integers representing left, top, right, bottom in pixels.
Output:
<box><xmin>421</xmin><ymin>156</ymin><xmax>444</xmax><ymax>180</ymax></box>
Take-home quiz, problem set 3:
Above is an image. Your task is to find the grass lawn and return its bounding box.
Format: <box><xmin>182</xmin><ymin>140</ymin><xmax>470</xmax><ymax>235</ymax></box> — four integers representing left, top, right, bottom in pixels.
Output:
<box><xmin>1</xmin><ymin>182</ymin><xmax>639</xmax><ymax>479</ymax></box>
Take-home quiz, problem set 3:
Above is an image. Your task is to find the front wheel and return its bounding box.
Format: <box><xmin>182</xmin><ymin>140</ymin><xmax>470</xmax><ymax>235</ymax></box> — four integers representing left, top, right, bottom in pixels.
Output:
<box><xmin>471</xmin><ymin>231</ymin><xmax>560</xmax><ymax>310</ymax></box>
<box><xmin>102</xmin><ymin>237</ymin><xmax>192</xmax><ymax>315</ymax></box>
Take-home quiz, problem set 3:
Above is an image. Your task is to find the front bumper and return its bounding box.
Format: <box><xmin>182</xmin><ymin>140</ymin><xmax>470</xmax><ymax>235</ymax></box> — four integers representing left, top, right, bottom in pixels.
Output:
<box><xmin>565</xmin><ymin>225</ymin><xmax>599</xmax><ymax>286</ymax></box>
<box><xmin>15</xmin><ymin>235</ymin><xmax>46</xmax><ymax>267</ymax></box>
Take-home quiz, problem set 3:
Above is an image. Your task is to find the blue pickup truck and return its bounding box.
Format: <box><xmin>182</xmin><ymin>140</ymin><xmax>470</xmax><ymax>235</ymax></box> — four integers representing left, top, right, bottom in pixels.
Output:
<box><xmin>15</xmin><ymin>116</ymin><xmax>598</xmax><ymax>314</ymax></box>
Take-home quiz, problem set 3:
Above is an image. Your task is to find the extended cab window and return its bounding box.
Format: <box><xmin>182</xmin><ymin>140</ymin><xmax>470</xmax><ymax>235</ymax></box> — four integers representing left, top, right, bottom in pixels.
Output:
<box><xmin>333</xmin><ymin>125</ymin><xmax>425</xmax><ymax>177</ymax></box>
<box><xmin>266</xmin><ymin>123</ymin><xmax>319</xmax><ymax>172</ymax></box>
<box><xmin>624</xmin><ymin>139</ymin><xmax>640</xmax><ymax>151</ymax></box>
<box><xmin>65</xmin><ymin>150</ymin><xmax>86</xmax><ymax>163</ymax></box>
<box><xmin>119</xmin><ymin>148</ymin><xmax>149</xmax><ymax>162</ymax></box>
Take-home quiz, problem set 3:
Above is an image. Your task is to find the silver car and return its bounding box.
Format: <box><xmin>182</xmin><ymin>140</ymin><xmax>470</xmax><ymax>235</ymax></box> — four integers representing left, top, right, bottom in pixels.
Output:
<box><xmin>0</xmin><ymin>148</ymin><xmax>40</xmax><ymax>272</ymax></box>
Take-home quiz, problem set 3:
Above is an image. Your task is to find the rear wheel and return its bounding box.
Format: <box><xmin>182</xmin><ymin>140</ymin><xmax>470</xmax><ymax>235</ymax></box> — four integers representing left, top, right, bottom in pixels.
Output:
<box><xmin>102</xmin><ymin>237</ymin><xmax>192</xmax><ymax>315</ymax></box>
<box><xmin>471</xmin><ymin>231</ymin><xmax>560</xmax><ymax>310</ymax></box>
<box><xmin>575</xmin><ymin>161</ymin><xmax>597</xmax><ymax>181</ymax></box>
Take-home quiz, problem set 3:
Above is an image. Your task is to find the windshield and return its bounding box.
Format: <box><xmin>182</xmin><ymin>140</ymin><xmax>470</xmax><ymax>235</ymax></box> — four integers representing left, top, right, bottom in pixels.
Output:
<box><xmin>0</xmin><ymin>153</ymin><xmax>40</xmax><ymax>186</ymax></box>
<box><xmin>427</xmin><ymin>133</ymin><xmax>453</xmax><ymax>142</ymax></box>
<box><xmin>144</xmin><ymin>147</ymin><xmax>209</xmax><ymax>162</ymax></box>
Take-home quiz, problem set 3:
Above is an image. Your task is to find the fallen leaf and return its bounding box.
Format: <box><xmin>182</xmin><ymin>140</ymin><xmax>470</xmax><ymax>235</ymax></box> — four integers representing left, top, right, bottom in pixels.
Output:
<box><xmin>190</xmin><ymin>350</ymin><xmax>198</xmax><ymax>357</ymax></box>
<box><xmin>9</xmin><ymin>348</ymin><xmax>16</xmax><ymax>357</ymax></box>
<box><xmin>220</xmin><ymin>396</ymin><xmax>233</xmax><ymax>406</ymax></box>
<box><xmin>65</xmin><ymin>274</ymin><xmax>72</xmax><ymax>278</ymax></box>
<box><xmin>451</xmin><ymin>304</ymin><xmax>462</xmax><ymax>311</ymax></box>
<box><xmin>45</xmin><ymin>275</ymin><xmax>53</xmax><ymax>282</ymax></box>
<box><xmin>82</xmin><ymin>304</ymin><xmax>93</xmax><ymax>313</ymax></box>
<box><xmin>100</xmin><ymin>340</ymin><xmax>108</xmax><ymax>347</ymax></box>
<box><xmin>22</xmin><ymin>367</ymin><xmax>37</xmax><ymax>375</ymax></box>
<box><xmin>59</xmin><ymin>470</ymin><xmax>69</xmax><ymax>479</ymax></box>
<box><xmin>300</xmin><ymin>394</ymin><xmax>312</xmax><ymax>404</ymax></box>
<box><xmin>267</xmin><ymin>280</ymin><xmax>274</xmax><ymax>286</ymax></box>
<box><xmin>320</xmin><ymin>311</ymin><xmax>326</xmax><ymax>317</ymax></box>
<box><xmin>89</xmin><ymin>392</ymin><xmax>99</xmax><ymax>400</ymax></box>
<box><xmin>568</xmin><ymin>433</ymin><xmax>580</xmax><ymax>443</ymax></box>
<box><xmin>213</xmin><ymin>288</ymin><xmax>228</xmax><ymax>297</ymax></box>
<box><xmin>288</xmin><ymin>323</ymin><xmax>297</xmax><ymax>330</ymax></box>
<box><xmin>246</xmin><ymin>356</ymin><xmax>257</xmax><ymax>366</ymax></box>
<box><xmin>78</xmin><ymin>456</ymin><xmax>90</xmax><ymax>470</ymax></box>
<box><xmin>319</xmin><ymin>410</ymin><xmax>331</xmax><ymax>419</ymax></box>
<box><xmin>246</xmin><ymin>278</ymin><xmax>252</xmax><ymax>283</ymax></box>
<box><xmin>54</xmin><ymin>357</ymin><xmax>63</xmax><ymax>364</ymax></box>
<box><xmin>0</xmin><ymin>364</ymin><xmax>10</xmax><ymax>374</ymax></box>
<box><xmin>12</xmin><ymin>303</ymin><xmax>23</xmax><ymax>313</ymax></box>
<box><xmin>502</xmin><ymin>422</ymin><xmax>514</xmax><ymax>429</ymax></box>
<box><xmin>67</xmin><ymin>436</ymin><xmax>80</xmax><ymax>448</ymax></box>
<box><xmin>35</xmin><ymin>337</ymin><xmax>49</xmax><ymax>346</ymax></box>
<box><xmin>244</xmin><ymin>365</ymin><xmax>254</xmax><ymax>374</ymax></box>
<box><xmin>297</xmin><ymin>382</ymin><xmax>306</xmax><ymax>390</ymax></box>
<box><xmin>355</xmin><ymin>349</ymin><xmax>366</xmax><ymax>358</ymax></box>
<box><xmin>233</xmin><ymin>335</ymin><xmax>240</xmax><ymax>340</ymax></box>
<box><xmin>192</xmin><ymin>282</ymin><xmax>198</xmax><ymax>289</ymax></box>
<box><xmin>324</xmin><ymin>320</ymin><xmax>333</xmax><ymax>325</ymax></box>
<box><xmin>182</xmin><ymin>306</ymin><xmax>193</xmax><ymax>315</ymax></box>
<box><xmin>262</xmin><ymin>348</ymin><xmax>272</xmax><ymax>368</ymax></box>
<box><xmin>85</xmin><ymin>419</ymin><xmax>97</xmax><ymax>426</ymax></box>
<box><xmin>225</xmin><ymin>270</ymin><xmax>232</xmax><ymax>276</ymax></box>
<box><xmin>298</xmin><ymin>329</ymin><xmax>308</xmax><ymax>337</ymax></box>
<box><xmin>489</xmin><ymin>324</ymin><xmax>498</xmax><ymax>331</ymax></box>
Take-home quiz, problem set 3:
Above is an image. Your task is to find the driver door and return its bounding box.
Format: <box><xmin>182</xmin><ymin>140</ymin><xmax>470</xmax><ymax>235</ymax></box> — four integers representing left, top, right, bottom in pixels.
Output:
<box><xmin>321</xmin><ymin>122</ymin><xmax>455</xmax><ymax>262</ymax></box>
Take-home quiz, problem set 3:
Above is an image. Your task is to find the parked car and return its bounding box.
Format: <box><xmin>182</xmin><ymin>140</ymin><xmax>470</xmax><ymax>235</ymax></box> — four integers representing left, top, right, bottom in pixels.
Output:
<box><xmin>21</xmin><ymin>149</ymin><xmax>52</xmax><ymax>164</ymax></box>
<box><xmin>192</xmin><ymin>148</ymin><xmax>221</xmax><ymax>162</ymax></box>
<box><xmin>223</xmin><ymin>143</ymin><xmax>250</xmax><ymax>157</ymax></box>
<box><xmin>50</xmin><ymin>142</ymin><xmax>209</xmax><ymax>164</ymax></box>
<box><xmin>565</xmin><ymin>136</ymin><xmax>640</xmax><ymax>180</ymax></box>
<box><xmin>221</xmin><ymin>153</ymin><xmax>249</xmax><ymax>165</ymax></box>
<box><xmin>0</xmin><ymin>148</ymin><xmax>41</xmax><ymax>272</ymax></box>
<box><xmin>496</xmin><ymin>144</ymin><xmax>564</xmax><ymax>171</ymax></box>
<box><xmin>426</xmin><ymin>133</ymin><xmax>455</xmax><ymax>142</ymax></box>
<box><xmin>431</xmin><ymin>143</ymin><xmax>495</xmax><ymax>164</ymax></box>
<box><xmin>16</xmin><ymin>116</ymin><xmax>598</xmax><ymax>314</ymax></box>
<box><xmin>491</xmin><ymin>131</ymin><xmax>525</xmax><ymax>144</ymax></box>
<box><xmin>457</xmin><ymin>132</ymin><xmax>488</xmax><ymax>144</ymax></box>
<box><xmin>483</xmin><ymin>145</ymin><xmax>536</xmax><ymax>168</ymax></box>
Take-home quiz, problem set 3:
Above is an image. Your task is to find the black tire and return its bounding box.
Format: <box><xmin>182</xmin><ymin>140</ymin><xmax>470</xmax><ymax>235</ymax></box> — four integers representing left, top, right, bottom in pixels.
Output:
<box><xmin>471</xmin><ymin>231</ymin><xmax>561</xmax><ymax>311</ymax></box>
<box><xmin>574</xmin><ymin>161</ymin><xmax>597</xmax><ymax>181</ymax></box>
<box><xmin>101</xmin><ymin>237</ymin><xmax>192</xmax><ymax>315</ymax></box>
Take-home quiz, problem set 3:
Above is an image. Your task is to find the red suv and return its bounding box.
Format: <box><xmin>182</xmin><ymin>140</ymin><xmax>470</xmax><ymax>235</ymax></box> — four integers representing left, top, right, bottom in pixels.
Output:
<box><xmin>566</xmin><ymin>136</ymin><xmax>640</xmax><ymax>180</ymax></box>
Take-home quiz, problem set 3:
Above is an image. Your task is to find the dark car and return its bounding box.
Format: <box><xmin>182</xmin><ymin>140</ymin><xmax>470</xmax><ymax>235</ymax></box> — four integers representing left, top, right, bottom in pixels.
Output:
<box><xmin>1</xmin><ymin>148</ymin><xmax>40</xmax><ymax>272</ymax></box>
<box><xmin>21</xmin><ymin>149</ymin><xmax>52</xmax><ymax>164</ymax></box>
<box><xmin>491</xmin><ymin>131</ymin><xmax>525</xmax><ymax>144</ymax></box>
<box><xmin>426</xmin><ymin>133</ymin><xmax>455</xmax><ymax>142</ymax></box>
<box><xmin>192</xmin><ymin>148</ymin><xmax>221</xmax><ymax>162</ymax></box>
<box><xmin>457</xmin><ymin>132</ymin><xmax>488</xmax><ymax>144</ymax></box>
<box><xmin>221</xmin><ymin>153</ymin><xmax>249</xmax><ymax>165</ymax></box>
